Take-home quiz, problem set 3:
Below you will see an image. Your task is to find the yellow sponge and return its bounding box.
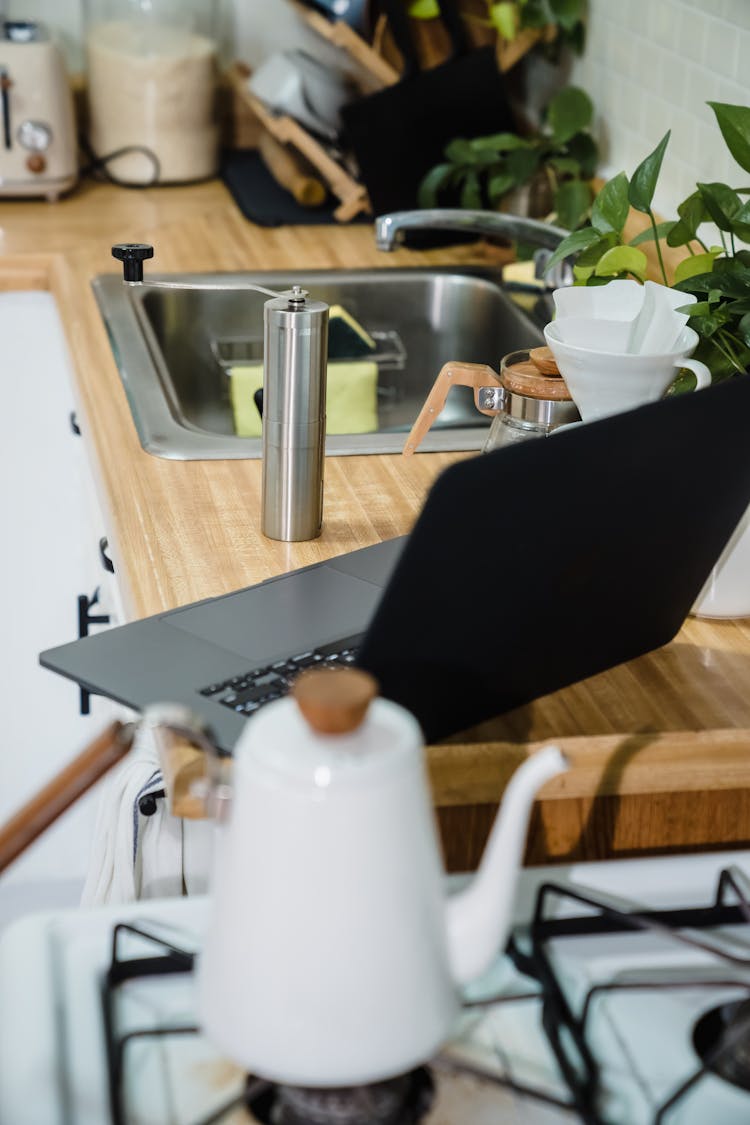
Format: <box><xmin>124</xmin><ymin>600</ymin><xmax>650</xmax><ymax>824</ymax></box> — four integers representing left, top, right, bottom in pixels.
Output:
<box><xmin>328</xmin><ymin>304</ymin><xmax>376</xmax><ymax>358</ymax></box>
<box><xmin>230</xmin><ymin>361</ymin><xmax>379</xmax><ymax>438</ymax></box>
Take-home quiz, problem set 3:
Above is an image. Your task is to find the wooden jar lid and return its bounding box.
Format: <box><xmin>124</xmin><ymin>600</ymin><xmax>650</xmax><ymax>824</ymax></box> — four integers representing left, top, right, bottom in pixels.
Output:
<box><xmin>293</xmin><ymin>667</ymin><xmax>379</xmax><ymax>734</ymax></box>
<box><xmin>501</xmin><ymin>346</ymin><xmax>571</xmax><ymax>401</ymax></box>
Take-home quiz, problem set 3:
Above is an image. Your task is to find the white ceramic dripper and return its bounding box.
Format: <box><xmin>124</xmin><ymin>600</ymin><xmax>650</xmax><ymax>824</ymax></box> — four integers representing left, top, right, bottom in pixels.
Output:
<box><xmin>544</xmin><ymin>323</ymin><xmax>711</xmax><ymax>422</ymax></box>
<box><xmin>545</xmin><ymin>290</ymin><xmax>711</xmax><ymax>423</ymax></box>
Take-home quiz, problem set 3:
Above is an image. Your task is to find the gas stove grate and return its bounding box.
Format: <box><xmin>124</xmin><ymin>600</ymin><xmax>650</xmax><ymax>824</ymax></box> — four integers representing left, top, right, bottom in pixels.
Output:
<box><xmin>99</xmin><ymin>921</ymin><xmax>575</xmax><ymax>1125</ymax></box>
<box><xmin>515</xmin><ymin>865</ymin><xmax>750</xmax><ymax>1124</ymax></box>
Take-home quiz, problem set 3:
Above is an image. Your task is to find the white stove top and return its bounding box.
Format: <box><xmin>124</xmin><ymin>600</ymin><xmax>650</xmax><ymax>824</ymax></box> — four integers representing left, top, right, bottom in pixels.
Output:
<box><xmin>2</xmin><ymin>850</ymin><xmax>750</xmax><ymax>1124</ymax></box>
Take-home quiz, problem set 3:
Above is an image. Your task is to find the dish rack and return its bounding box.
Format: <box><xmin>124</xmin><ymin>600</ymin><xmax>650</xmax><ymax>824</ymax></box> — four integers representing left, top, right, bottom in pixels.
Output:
<box><xmin>230</xmin><ymin>4</ymin><xmax>553</xmax><ymax>223</ymax></box>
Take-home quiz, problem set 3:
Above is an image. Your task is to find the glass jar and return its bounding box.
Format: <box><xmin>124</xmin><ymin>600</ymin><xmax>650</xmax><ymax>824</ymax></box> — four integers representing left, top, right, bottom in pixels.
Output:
<box><xmin>482</xmin><ymin>349</ymin><xmax>579</xmax><ymax>453</ymax></box>
<box><xmin>83</xmin><ymin>0</ymin><xmax>220</xmax><ymax>185</ymax></box>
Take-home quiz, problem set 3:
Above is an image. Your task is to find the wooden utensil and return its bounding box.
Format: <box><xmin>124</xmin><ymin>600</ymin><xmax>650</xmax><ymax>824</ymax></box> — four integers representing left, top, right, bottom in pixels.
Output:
<box><xmin>258</xmin><ymin>130</ymin><xmax>327</xmax><ymax>207</ymax></box>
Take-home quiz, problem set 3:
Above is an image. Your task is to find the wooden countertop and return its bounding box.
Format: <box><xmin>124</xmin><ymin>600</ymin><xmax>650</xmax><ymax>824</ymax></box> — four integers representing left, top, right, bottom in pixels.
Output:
<box><xmin>6</xmin><ymin>176</ymin><xmax>750</xmax><ymax>867</ymax></box>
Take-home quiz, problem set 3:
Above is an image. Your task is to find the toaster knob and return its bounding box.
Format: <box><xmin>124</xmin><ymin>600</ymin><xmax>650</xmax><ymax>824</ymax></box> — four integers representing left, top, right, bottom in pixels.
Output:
<box><xmin>17</xmin><ymin>119</ymin><xmax>52</xmax><ymax>152</ymax></box>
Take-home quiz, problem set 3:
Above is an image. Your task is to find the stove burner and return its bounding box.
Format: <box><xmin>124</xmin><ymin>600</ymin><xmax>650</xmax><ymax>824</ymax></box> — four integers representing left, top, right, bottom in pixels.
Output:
<box><xmin>245</xmin><ymin>1068</ymin><xmax>435</xmax><ymax>1125</ymax></box>
<box><xmin>693</xmin><ymin>1000</ymin><xmax>750</xmax><ymax>1092</ymax></box>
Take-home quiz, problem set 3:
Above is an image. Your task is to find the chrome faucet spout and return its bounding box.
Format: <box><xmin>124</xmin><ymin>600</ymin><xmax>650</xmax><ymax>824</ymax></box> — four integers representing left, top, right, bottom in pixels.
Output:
<box><xmin>374</xmin><ymin>208</ymin><xmax>569</xmax><ymax>253</ymax></box>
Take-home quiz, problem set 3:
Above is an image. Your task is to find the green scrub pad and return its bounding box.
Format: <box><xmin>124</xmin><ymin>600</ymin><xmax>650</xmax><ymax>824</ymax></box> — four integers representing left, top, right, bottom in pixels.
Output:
<box><xmin>327</xmin><ymin>305</ymin><xmax>376</xmax><ymax>359</ymax></box>
<box><xmin>230</xmin><ymin>361</ymin><xmax>379</xmax><ymax>438</ymax></box>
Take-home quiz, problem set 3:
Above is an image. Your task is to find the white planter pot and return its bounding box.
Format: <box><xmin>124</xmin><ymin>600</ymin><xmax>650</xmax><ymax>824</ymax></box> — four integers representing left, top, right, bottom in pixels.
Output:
<box><xmin>692</xmin><ymin>501</ymin><xmax>750</xmax><ymax>618</ymax></box>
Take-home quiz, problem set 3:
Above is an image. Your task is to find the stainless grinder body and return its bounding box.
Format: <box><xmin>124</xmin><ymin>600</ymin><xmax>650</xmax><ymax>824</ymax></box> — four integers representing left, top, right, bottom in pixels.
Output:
<box><xmin>261</xmin><ymin>294</ymin><xmax>329</xmax><ymax>542</ymax></box>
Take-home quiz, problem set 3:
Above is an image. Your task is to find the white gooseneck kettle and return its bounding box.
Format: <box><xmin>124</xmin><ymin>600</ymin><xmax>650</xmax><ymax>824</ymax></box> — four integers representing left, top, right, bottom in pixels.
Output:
<box><xmin>197</xmin><ymin>668</ymin><xmax>568</xmax><ymax>1087</ymax></box>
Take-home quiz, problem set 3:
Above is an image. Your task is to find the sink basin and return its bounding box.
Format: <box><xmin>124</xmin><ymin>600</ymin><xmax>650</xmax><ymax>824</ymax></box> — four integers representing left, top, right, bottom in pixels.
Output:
<box><xmin>92</xmin><ymin>268</ymin><xmax>546</xmax><ymax>459</ymax></box>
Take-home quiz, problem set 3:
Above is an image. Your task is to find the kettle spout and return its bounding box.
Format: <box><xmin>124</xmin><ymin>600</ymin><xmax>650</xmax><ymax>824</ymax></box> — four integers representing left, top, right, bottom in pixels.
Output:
<box><xmin>445</xmin><ymin>744</ymin><xmax>569</xmax><ymax>984</ymax></box>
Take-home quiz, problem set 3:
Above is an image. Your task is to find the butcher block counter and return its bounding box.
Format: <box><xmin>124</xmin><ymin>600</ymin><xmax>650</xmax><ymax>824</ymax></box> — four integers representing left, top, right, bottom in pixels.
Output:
<box><xmin>5</xmin><ymin>178</ymin><xmax>750</xmax><ymax>869</ymax></box>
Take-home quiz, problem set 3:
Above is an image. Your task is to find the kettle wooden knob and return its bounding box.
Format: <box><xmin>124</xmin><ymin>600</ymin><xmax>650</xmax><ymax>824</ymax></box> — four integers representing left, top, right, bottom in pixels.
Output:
<box><xmin>293</xmin><ymin>667</ymin><xmax>379</xmax><ymax>734</ymax></box>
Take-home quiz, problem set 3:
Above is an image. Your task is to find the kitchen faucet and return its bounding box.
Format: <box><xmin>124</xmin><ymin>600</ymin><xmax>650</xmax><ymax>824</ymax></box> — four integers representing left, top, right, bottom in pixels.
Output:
<box><xmin>374</xmin><ymin>208</ymin><xmax>573</xmax><ymax>289</ymax></box>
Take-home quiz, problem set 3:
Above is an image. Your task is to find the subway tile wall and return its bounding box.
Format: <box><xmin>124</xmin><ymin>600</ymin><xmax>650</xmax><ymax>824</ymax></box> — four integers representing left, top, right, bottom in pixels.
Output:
<box><xmin>570</xmin><ymin>0</ymin><xmax>750</xmax><ymax>216</ymax></box>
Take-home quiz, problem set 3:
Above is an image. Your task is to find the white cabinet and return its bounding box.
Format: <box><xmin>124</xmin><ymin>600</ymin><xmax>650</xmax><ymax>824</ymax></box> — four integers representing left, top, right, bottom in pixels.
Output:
<box><xmin>0</xmin><ymin>291</ymin><xmax>127</xmax><ymax>927</ymax></box>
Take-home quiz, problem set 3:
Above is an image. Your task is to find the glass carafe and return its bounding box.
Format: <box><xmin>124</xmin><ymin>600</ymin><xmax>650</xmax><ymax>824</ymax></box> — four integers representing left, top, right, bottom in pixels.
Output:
<box><xmin>83</xmin><ymin>0</ymin><xmax>220</xmax><ymax>185</ymax></box>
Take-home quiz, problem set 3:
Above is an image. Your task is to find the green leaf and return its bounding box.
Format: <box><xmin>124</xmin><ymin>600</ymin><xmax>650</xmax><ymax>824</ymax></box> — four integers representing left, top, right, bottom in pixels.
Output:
<box><xmin>564</xmin><ymin>132</ymin><xmax>599</xmax><ymax>178</ymax></box>
<box><xmin>548</xmin><ymin>0</ymin><xmax>585</xmax><ymax>31</ymax></box>
<box><xmin>546</xmin><ymin>156</ymin><xmax>581</xmax><ymax>176</ymax></box>
<box><xmin>709</xmin><ymin>263</ymin><xmax>750</xmax><ymax>296</ymax></box>
<box><xmin>488</xmin><ymin>1</ymin><xmax>518</xmax><ymax>39</ymax></box>
<box><xmin>697</xmin><ymin>181</ymin><xmax>742</xmax><ymax>231</ymax></box>
<box><xmin>460</xmin><ymin>170</ymin><xmax>482</xmax><ymax>209</ymax></box>
<box><xmin>739</xmin><ymin>312</ymin><xmax>750</xmax><ymax>346</ymax></box>
<box><xmin>417</xmin><ymin>163</ymin><xmax>454</xmax><ymax>208</ymax></box>
<box><xmin>505</xmin><ymin>145</ymin><xmax>540</xmax><ymax>185</ymax></box>
<box><xmin>444</xmin><ymin>138</ymin><xmax>477</xmax><ymax>165</ymax></box>
<box><xmin>684</xmin><ymin>301</ymin><xmax>713</xmax><ymax>317</ymax></box>
<box><xmin>594</xmin><ymin>245</ymin><xmax>648</xmax><ymax>279</ymax></box>
<box><xmin>470</xmin><ymin>132</ymin><xmax>530</xmax><ymax>153</ymax></box>
<box><xmin>573</xmin><ymin>264</ymin><xmax>595</xmax><ymax>281</ymax></box>
<box><xmin>487</xmin><ymin>170</ymin><xmax>516</xmax><ymax>202</ymax></box>
<box><xmin>407</xmin><ymin>0</ymin><xmax>440</xmax><ymax>15</ymax></box>
<box><xmin>547</xmin><ymin>87</ymin><xmax>593</xmax><ymax>146</ymax></box>
<box><xmin>708</xmin><ymin>102</ymin><xmax>750</xmax><ymax>175</ymax></box>
<box><xmin>628</xmin><ymin>131</ymin><xmax>670</xmax><ymax>214</ymax></box>
<box><xmin>628</xmin><ymin>220</ymin><xmax>676</xmax><ymax>246</ymax></box>
<box><xmin>554</xmin><ymin>178</ymin><xmax>592</xmax><ymax>230</ymax></box>
<box><xmin>518</xmin><ymin>0</ymin><xmax>548</xmax><ymax>29</ymax></box>
<box><xmin>542</xmin><ymin>225</ymin><xmax>604</xmax><ymax>276</ymax></box>
<box><xmin>667</xmin><ymin>190</ymin><xmax>710</xmax><ymax>246</ymax></box>
<box><xmin>576</xmin><ymin>232</ymin><xmax>618</xmax><ymax>265</ymax></box>
<box><xmin>591</xmin><ymin>171</ymin><xmax>630</xmax><ymax>235</ymax></box>
<box><xmin>732</xmin><ymin>198</ymin><xmax>750</xmax><ymax>243</ymax></box>
<box><xmin>673</xmin><ymin>250</ymin><xmax>722</xmax><ymax>284</ymax></box>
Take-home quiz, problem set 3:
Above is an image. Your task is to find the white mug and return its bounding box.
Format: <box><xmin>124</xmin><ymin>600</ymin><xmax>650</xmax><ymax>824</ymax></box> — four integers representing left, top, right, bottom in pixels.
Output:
<box><xmin>544</xmin><ymin>323</ymin><xmax>711</xmax><ymax>422</ymax></box>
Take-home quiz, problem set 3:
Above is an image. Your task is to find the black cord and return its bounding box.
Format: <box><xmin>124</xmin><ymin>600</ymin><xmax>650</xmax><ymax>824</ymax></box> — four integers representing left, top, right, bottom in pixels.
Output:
<box><xmin>78</xmin><ymin>132</ymin><xmax>162</xmax><ymax>188</ymax></box>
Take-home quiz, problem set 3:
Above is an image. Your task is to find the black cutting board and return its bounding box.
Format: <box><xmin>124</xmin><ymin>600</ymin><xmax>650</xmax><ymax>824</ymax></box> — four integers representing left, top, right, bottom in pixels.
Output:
<box><xmin>341</xmin><ymin>0</ymin><xmax>517</xmax><ymax>215</ymax></box>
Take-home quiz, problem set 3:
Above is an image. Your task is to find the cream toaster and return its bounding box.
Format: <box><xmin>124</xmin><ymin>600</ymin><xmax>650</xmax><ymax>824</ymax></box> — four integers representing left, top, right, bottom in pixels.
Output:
<box><xmin>0</xmin><ymin>20</ymin><xmax>77</xmax><ymax>199</ymax></box>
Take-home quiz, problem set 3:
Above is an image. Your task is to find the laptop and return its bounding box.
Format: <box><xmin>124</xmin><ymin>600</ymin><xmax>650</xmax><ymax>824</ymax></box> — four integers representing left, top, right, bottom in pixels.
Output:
<box><xmin>41</xmin><ymin>375</ymin><xmax>750</xmax><ymax>750</ymax></box>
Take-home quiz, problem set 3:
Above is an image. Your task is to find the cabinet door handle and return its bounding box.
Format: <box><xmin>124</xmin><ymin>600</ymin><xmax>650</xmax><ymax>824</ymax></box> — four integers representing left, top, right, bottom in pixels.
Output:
<box><xmin>99</xmin><ymin>536</ymin><xmax>115</xmax><ymax>574</ymax></box>
<box><xmin>77</xmin><ymin>589</ymin><xmax>111</xmax><ymax>715</ymax></box>
<box><xmin>69</xmin><ymin>411</ymin><xmax>81</xmax><ymax>436</ymax></box>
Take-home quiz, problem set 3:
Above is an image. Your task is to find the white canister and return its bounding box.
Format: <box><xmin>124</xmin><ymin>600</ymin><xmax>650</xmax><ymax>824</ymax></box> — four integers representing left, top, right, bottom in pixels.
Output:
<box><xmin>84</xmin><ymin>1</ymin><xmax>219</xmax><ymax>185</ymax></box>
<box><xmin>693</xmin><ymin>501</ymin><xmax>750</xmax><ymax>618</ymax></box>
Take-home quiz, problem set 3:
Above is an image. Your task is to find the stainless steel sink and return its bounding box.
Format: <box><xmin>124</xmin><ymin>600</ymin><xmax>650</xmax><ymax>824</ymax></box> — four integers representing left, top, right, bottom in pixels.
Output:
<box><xmin>92</xmin><ymin>268</ymin><xmax>546</xmax><ymax>459</ymax></box>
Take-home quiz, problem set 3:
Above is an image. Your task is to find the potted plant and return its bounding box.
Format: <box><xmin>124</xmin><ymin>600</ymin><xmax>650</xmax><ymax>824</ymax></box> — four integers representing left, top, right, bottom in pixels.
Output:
<box><xmin>543</xmin><ymin>101</ymin><xmax>750</xmax><ymax>617</ymax></box>
<box><xmin>417</xmin><ymin>84</ymin><xmax>598</xmax><ymax>231</ymax></box>
<box><xmin>543</xmin><ymin>101</ymin><xmax>750</xmax><ymax>380</ymax></box>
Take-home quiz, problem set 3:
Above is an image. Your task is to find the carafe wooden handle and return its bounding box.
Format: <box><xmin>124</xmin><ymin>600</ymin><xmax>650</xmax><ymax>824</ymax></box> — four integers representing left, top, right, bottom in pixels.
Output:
<box><xmin>402</xmin><ymin>362</ymin><xmax>501</xmax><ymax>456</ymax></box>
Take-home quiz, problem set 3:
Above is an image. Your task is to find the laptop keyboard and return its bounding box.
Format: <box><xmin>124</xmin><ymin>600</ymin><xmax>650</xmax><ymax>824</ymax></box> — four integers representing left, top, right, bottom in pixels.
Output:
<box><xmin>198</xmin><ymin>633</ymin><xmax>364</xmax><ymax>716</ymax></box>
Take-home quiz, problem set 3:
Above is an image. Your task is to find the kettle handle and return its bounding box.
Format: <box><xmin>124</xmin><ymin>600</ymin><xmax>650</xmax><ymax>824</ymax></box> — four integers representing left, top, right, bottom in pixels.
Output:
<box><xmin>402</xmin><ymin>362</ymin><xmax>503</xmax><ymax>457</ymax></box>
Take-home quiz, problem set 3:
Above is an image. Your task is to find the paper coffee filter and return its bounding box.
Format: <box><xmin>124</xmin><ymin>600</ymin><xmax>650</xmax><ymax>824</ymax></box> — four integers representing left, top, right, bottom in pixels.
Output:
<box><xmin>551</xmin><ymin>281</ymin><xmax>697</xmax><ymax>356</ymax></box>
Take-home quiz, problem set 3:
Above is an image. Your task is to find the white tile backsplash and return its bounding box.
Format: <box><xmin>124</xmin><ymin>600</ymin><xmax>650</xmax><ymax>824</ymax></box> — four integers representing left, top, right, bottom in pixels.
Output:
<box><xmin>572</xmin><ymin>0</ymin><xmax>750</xmax><ymax>218</ymax></box>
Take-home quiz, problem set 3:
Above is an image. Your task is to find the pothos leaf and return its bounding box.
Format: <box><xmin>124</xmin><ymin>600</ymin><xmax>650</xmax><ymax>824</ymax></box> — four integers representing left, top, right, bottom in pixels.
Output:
<box><xmin>594</xmin><ymin>245</ymin><xmax>648</xmax><ymax>279</ymax></box>
<box><xmin>542</xmin><ymin>225</ymin><xmax>604</xmax><ymax>276</ymax></box>
<box><xmin>629</xmin><ymin>220</ymin><xmax>676</xmax><ymax>246</ymax></box>
<box><xmin>417</xmin><ymin>163</ymin><xmax>454</xmax><ymax>208</ymax></box>
<box><xmin>554</xmin><ymin>178</ymin><xmax>592</xmax><ymax>230</ymax></box>
<box><xmin>697</xmin><ymin>182</ymin><xmax>742</xmax><ymax>231</ymax></box>
<box><xmin>547</xmin><ymin>86</ymin><xmax>593</xmax><ymax>145</ymax></box>
<box><xmin>673</xmin><ymin>250</ymin><xmax>723</xmax><ymax>284</ymax></box>
<box><xmin>628</xmin><ymin>131</ymin><xmax>670</xmax><ymax>214</ymax></box>
<box><xmin>591</xmin><ymin>171</ymin><xmax>629</xmax><ymax>235</ymax></box>
<box><xmin>708</xmin><ymin>101</ymin><xmax>750</xmax><ymax>175</ymax></box>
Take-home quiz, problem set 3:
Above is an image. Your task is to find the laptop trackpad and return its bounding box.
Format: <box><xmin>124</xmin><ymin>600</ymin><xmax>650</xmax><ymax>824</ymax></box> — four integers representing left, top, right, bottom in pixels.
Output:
<box><xmin>164</xmin><ymin>566</ymin><xmax>383</xmax><ymax>663</ymax></box>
